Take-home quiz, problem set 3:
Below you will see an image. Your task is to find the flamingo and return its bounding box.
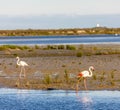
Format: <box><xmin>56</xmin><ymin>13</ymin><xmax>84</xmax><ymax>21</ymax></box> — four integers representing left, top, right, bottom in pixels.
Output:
<box><xmin>76</xmin><ymin>66</ymin><xmax>94</xmax><ymax>91</ymax></box>
<box><xmin>16</xmin><ymin>56</ymin><xmax>29</xmax><ymax>78</ymax></box>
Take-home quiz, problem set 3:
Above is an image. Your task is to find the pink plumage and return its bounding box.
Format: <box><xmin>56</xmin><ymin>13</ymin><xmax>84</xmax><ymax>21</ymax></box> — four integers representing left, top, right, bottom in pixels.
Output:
<box><xmin>77</xmin><ymin>66</ymin><xmax>94</xmax><ymax>78</ymax></box>
<box><xmin>78</xmin><ymin>73</ymin><xmax>83</xmax><ymax>77</ymax></box>
<box><xmin>76</xmin><ymin>66</ymin><xmax>95</xmax><ymax>91</ymax></box>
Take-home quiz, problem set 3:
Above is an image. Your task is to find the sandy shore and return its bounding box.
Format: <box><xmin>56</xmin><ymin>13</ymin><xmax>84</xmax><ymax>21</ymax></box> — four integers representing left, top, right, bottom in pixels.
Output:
<box><xmin>0</xmin><ymin>44</ymin><xmax>120</xmax><ymax>90</ymax></box>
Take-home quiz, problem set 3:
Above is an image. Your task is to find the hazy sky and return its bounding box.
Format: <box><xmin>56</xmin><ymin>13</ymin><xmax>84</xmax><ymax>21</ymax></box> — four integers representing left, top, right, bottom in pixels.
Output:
<box><xmin>0</xmin><ymin>0</ymin><xmax>120</xmax><ymax>29</ymax></box>
<box><xmin>0</xmin><ymin>0</ymin><xmax>120</xmax><ymax>15</ymax></box>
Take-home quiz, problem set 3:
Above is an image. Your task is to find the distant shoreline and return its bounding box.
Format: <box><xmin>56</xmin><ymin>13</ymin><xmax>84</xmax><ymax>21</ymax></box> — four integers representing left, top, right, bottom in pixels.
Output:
<box><xmin>0</xmin><ymin>27</ymin><xmax>119</xmax><ymax>36</ymax></box>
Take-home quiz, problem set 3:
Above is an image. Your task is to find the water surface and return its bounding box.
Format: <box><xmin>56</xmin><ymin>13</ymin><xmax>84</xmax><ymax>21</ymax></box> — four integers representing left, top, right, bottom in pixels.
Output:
<box><xmin>0</xmin><ymin>88</ymin><xmax>119</xmax><ymax>110</ymax></box>
<box><xmin>0</xmin><ymin>35</ymin><xmax>120</xmax><ymax>45</ymax></box>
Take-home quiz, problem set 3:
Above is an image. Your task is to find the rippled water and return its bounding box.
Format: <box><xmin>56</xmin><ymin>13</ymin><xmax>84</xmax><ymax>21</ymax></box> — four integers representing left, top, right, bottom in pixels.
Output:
<box><xmin>0</xmin><ymin>35</ymin><xmax>120</xmax><ymax>45</ymax></box>
<box><xmin>0</xmin><ymin>88</ymin><xmax>119</xmax><ymax>110</ymax></box>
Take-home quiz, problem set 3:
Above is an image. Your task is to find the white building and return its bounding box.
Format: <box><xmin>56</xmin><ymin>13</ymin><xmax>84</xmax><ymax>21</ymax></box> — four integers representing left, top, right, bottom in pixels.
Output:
<box><xmin>96</xmin><ymin>24</ymin><xmax>100</xmax><ymax>27</ymax></box>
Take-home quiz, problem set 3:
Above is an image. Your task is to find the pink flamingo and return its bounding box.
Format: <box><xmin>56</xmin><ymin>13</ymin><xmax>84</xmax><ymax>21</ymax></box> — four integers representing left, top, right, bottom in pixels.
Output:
<box><xmin>76</xmin><ymin>66</ymin><xmax>94</xmax><ymax>91</ymax></box>
<box><xmin>16</xmin><ymin>56</ymin><xmax>29</xmax><ymax>78</ymax></box>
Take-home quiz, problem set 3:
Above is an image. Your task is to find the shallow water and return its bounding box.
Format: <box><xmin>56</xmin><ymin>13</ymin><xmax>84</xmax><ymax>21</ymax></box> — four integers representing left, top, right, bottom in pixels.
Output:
<box><xmin>0</xmin><ymin>88</ymin><xmax>119</xmax><ymax>110</ymax></box>
<box><xmin>0</xmin><ymin>35</ymin><xmax>120</xmax><ymax>45</ymax></box>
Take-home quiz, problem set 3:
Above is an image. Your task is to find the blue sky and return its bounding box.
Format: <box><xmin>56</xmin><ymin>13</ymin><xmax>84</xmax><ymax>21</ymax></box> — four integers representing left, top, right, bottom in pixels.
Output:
<box><xmin>0</xmin><ymin>0</ymin><xmax>120</xmax><ymax>29</ymax></box>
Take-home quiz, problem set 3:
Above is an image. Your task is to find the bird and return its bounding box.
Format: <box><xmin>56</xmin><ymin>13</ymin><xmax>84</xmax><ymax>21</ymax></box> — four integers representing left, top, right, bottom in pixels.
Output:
<box><xmin>16</xmin><ymin>56</ymin><xmax>29</xmax><ymax>78</ymax></box>
<box><xmin>76</xmin><ymin>66</ymin><xmax>94</xmax><ymax>91</ymax></box>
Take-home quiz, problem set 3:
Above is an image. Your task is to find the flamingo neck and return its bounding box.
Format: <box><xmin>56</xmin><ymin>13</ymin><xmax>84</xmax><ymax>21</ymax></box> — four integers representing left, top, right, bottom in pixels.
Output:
<box><xmin>17</xmin><ymin>58</ymin><xmax>20</xmax><ymax>66</ymax></box>
<box><xmin>88</xmin><ymin>67</ymin><xmax>93</xmax><ymax>77</ymax></box>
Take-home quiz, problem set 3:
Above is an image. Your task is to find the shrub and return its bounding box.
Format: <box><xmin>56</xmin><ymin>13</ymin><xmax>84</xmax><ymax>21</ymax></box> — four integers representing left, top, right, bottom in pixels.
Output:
<box><xmin>58</xmin><ymin>45</ymin><xmax>64</xmax><ymax>49</ymax></box>
<box><xmin>110</xmin><ymin>80</ymin><xmax>115</xmax><ymax>86</ymax></box>
<box><xmin>99</xmin><ymin>72</ymin><xmax>105</xmax><ymax>83</ymax></box>
<box><xmin>35</xmin><ymin>45</ymin><xmax>39</xmax><ymax>49</ymax></box>
<box><xmin>23</xmin><ymin>46</ymin><xmax>30</xmax><ymax>49</ymax></box>
<box><xmin>28</xmin><ymin>49</ymin><xmax>33</xmax><ymax>52</ymax></box>
<box><xmin>76</xmin><ymin>52</ymin><xmax>82</xmax><ymax>57</ymax></box>
<box><xmin>13</xmin><ymin>54</ymin><xmax>18</xmax><ymax>57</ymax></box>
<box><xmin>47</xmin><ymin>45</ymin><xmax>57</xmax><ymax>49</ymax></box>
<box><xmin>66</xmin><ymin>45</ymin><xmax>76</xmax><ymax>50</ymax></box>
<box><xmin>95</xmin><ymin>52</ymin><xmax>102</xmax><ymax>55</ymax></box>
<box><xmin>44</xmin><ymin>74</ymin><xmax>51</xmax><ymax>84</ymax></box>
<box><xmin>111</xmin><ymin>71</ymin><xmax>114</xmax><ymax>79</ymax></box>
<box><xmin>3</xmin><ymin>45</ymin><xmax>17</xmax><ymax>49</ymax></box>
<box><xmin>0</xmin><ymin>46</ymin><xmax>7</xmax><ymax>51</ymax></box>
<box><xmin>93</xmin><ymin>74</ymin><xmax>97</xmax><ymax>80</ymax></box>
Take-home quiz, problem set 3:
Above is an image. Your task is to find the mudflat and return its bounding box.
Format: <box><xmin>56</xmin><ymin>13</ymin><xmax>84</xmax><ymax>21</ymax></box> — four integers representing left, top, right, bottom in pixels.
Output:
<box><xmin>0</xmin><ymin>44</ymin><xmax>120</xmax><ymax>90</ymax></box>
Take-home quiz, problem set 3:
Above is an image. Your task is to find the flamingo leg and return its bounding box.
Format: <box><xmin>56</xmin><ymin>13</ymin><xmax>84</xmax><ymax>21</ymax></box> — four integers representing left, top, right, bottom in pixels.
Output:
<box><xmin>15</xmin><ymin>76</ymin><xmax>20</xmax><ymax>87</ymax></box>
<box><xmin>23</xmin><ymin>67</ymin><xmax>30</xmax><ymax>87</ymax></box>
<box><xmin>76</xmin><ymin>80</ymin><xmax>79</xmax><ymax>92</ymax></box>
<box><xmin>23</xmin><ymin>66</ymin><xmax>26</xmax><ymax>78</ymax></box>
<box><xmin>76</xmin><ymin>77</ymin><xmax>82</xmax><ymax>92</ymax></box>
<box><xmin>84</xmin><ymin>78</ymin><xmax>87</xmax><ymax>90</ymax></box>
<box><xmin>19</xmin><ymin>66</ymin><xmax>23</xmax><ymax>78</ymax></box>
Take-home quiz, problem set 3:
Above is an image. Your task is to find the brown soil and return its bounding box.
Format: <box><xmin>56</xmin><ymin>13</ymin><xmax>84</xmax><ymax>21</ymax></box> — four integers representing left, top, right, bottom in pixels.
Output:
<box><xmin>0</xmin><ymin>44</ymin><xmax>120</xmax><ymax>90</ymax></box>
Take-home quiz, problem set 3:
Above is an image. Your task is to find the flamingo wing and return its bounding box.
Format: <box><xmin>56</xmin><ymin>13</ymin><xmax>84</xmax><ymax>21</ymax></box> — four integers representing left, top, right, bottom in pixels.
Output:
<box><xmin>20</xmin><ymin>61</ymin><xmax>28</xmax><ymax>66</ymax></box>
<box><xmin>78</xmin><ymin>72</ymin><xmax>83</xmax><ymax>77</ymax></box>
<box><xmin>81</xmin><ymin>71</ymin><xmax>89</xmax><ymax>77</ymax></box>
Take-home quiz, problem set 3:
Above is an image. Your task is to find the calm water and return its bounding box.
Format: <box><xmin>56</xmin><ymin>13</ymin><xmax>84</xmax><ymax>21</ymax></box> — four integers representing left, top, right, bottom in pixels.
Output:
<box><xmin>0</xmin><ymin>88</ymin><xmax>119</xmax><ymax>110</ymax></box>
<box><xmin>0</xmin><ymin>35</ymin><xmax>120</xmax><ymax>45</ymax></box>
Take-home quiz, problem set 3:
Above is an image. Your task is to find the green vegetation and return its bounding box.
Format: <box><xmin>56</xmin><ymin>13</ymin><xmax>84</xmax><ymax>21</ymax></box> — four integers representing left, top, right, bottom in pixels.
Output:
<box><xmin>0</xmin><ymin>43</ymin><xmax>119</xmax><ymax>90</ymax></box>
<box><xmin>43</xmin><ymin>74</ymin><xmax>51</xmax><ymax>84</ymax></box>
<box><xmin>64</xmin><ymin>69</ymin><xmax>69</xmax><ymax>84</ymax></box>
<box><xmin>27</xmin><ymin>69</ymin><xmax>117</xmax><ymax>90</ymax></box>
<box><xmin>92</xmin><ymin>74</ymin><xmax>97</xmax><ymax>80</ymax></box>
<box><xmin>110</xmin><ymin>70</ymin><xmax>115</xmax><ymax>79</ymax></box>
<box><xmin>0</xmin><ymin>44</ymin><xmax>120</xmax><ymax>58</ymax></box>
<box><xmin>76</xmin><ymin>52</ymin><xmax>83</xmax><ymax>57</ymax></box>
<box><xmin>58</xmin><ymin>45</ymin><xmax>65</xmax><ymax>49</ymax></box>
<box><xmin>66</xmin><ymin>45</ymin><xmax>76</xmax><ymax>50</ymax></box>
<box><xmin>0</xmin><ymin>45</ymin><xmax>30</xmax><ymax>51</ymax></box>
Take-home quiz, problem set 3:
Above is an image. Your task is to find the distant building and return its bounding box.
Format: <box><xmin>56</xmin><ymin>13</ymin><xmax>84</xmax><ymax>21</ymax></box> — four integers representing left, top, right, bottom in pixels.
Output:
<box><xmin>96</xmin><ymin>24</ymin><xmax>100</xmax><ymax>27</ymax></box>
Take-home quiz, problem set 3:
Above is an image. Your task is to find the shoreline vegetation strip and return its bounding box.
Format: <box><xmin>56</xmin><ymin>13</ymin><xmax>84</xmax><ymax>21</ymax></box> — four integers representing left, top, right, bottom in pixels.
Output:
<box><xmin>0</xmin><ymin>27</ymin><xmax>120</xmax><ymax>36</ymax></box>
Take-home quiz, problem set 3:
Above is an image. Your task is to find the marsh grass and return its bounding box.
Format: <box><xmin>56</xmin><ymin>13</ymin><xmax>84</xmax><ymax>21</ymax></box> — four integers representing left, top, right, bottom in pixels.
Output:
<box><xmin>110</xmin><ymin>80</ymin><xmax>115</xmax><ymax>86</ymax></box>
<box><xmin>0</xmin><ymin>45</ymin><xmax>30</xmax><ymax>51</ymax></box>
<box><xmin>111</xmin><ymin>70</ymin><xmax>115</xmax><ymax>79</ymax></box>
<box><xmin>0</xmin><ymin>44</ymin><xmax>120</xmax><ymax>57</ymax></box>
<box><xmin>35</xmin><ymin>45</ymin><xmax>39</xmax><ymax>49</ymax></box>
<box><xmin>2</xmin><ymin>70</ymin><xmax>119</xmax><ymax>90</ymax></box>
<box><xmin>66</xmin><ymin>45</ymin><xmax>76</xmax><ymax>50</ymax></box>
<box><xmin>64</xmin><ymin>69</ymin><xmax>69</xmax><ymax>83</ymax></box>
<box><xmin>47</xmin><ymin>45</ymin><xmax>58</xmax><ymax>49</ymax></box>
<box><xmin>43</xmin><ymin>74</ymin><xmax>51</xmax><ymax>84</ymax></box>
<box><xmin>76</xmin><ymin>52</ymin><xmax>82</xmax><ymax>57</ymax></box>
<box><xmin>58</xmin><ymin>45</ymin><xmax>65</xmax><ymax>49</ymax></box>
<box><xmin>52</xmin><ymin>74</ymin><xmax>59</xmax><ymax>83</ymax></box>
<box><xmin>92</xmin><ymin>74</ymin><xmax>97</xmax><ymax>80</ymax></box>
<box><xmin>34</xmin><ymin>70</ymin><xmax>118</xmax><ymax>90</ymax></box>
<box><xmin>0</xmin><ymin>44</ymin><xmax>119</xmax><ymax>89</ymax></box>
<box><xmin>99</xmin><ymin>72</ymin><xmax>105</xmax><ymax>83</ymax></box>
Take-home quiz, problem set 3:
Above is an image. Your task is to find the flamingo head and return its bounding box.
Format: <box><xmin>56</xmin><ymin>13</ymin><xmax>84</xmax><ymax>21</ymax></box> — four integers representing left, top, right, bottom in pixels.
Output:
<box><xmin>90</xmin><ymin>66</ymin><xmax>95</xmax><ymax>71</ymax></box>
<box><xmin>16</xmin><ymin>56</ymin><xmax>19</xmax><ymax>60</ymax></box>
